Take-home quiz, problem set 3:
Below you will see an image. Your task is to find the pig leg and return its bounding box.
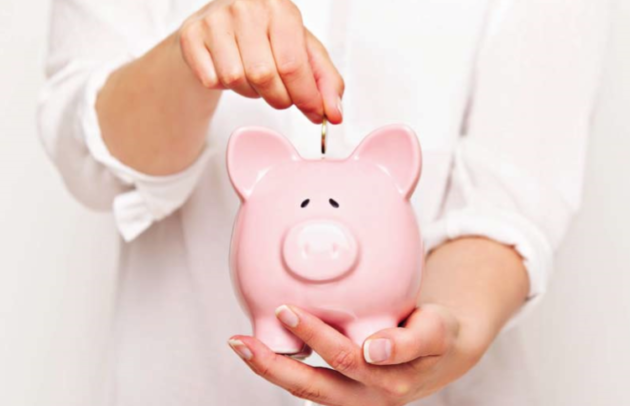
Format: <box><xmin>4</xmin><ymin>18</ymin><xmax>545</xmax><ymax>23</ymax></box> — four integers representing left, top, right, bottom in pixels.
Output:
<box><xmin>288</xmin><ymin>345</ymin><xmax>312</xmax><ymax>361</ymax></box>
<box><xmin>253</xmin><ymin>317</ymin><xmax>305</xmax><ymax>355</ymax></box>
<box><xmin>343</xmin><ymin>316</ymin><xmax>398</xmax><ymax>346</ymax></box>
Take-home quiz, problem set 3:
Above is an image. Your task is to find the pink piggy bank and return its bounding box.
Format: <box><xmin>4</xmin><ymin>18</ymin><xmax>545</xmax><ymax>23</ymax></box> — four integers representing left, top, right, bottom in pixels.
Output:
<box><xmin>227</xmin><ymin>124</ymin><xmax>424</xmax><ymax>354</ymax></box>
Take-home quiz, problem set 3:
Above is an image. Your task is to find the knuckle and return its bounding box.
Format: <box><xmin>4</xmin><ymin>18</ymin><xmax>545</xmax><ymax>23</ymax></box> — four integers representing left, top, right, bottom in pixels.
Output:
<box><xmin>421</xmin><ymin>355</ymin><xmax>442</xmax><ymax>370</ymax></box>
<box><xmin>265</xmin><ymin>0</ymin><xmax>285</xmax><ymax>9</ymax></box>
<box><xmin>178</xmin><ymin>23</ymin><xmax>197</xmax><ymax>51</ymax></box>
<box><xmin>459</xmin><ymin>339</ymin><xmax>485</xmax><ymax>368</ymax></box>
<box><xmin>379</xmin><ymin>378</ymin><xmax>413</xmax><ymax>403</ymax></box>
<box><xmin>297</xmin><ymin>326</ymin><xmax>316</xmax><ymax>344</ymax></box>
<box><xmin>427</xmin><ymin>310</ymin><xmax>450</xmax><ymax>353</ymax></box>
<box><xmin>290</xmin><ymin>4</ymin><xmax>303</xmax><ymax>21</ymax></box>
<box><xmin>330</xmin><ymin>348</ymin><xmax>358</xmax><ymax>373</ymax></box>
<box><xmin>229</xmin><ymin>0</ymin><xmax>250</xmax><ymax>16</ymax></box>
<box><xmin>200</xmin><ymin>74</ymin><xmax>218</xmax><ymax>89</ymax></box>
<box><xmin>408</xmin><ymin>354</ymin><xmax>440</xmax><ymax>376</ymax></box>
<box><xmin>289</xmin><ymin>383</ymin><xmax>321</xmax><ymax>401</ymax></box>
<box><xmin>293</xmin><ymin>99</ymin><xmax>316</xmax><ymax>113</ymax></box>
<box><xmin>277</xmin><ymin>0</ymin><xmax>302</xmax><ymax>19</ymax></box>
<box><xmin>308</xmin><ymin>33</ymin><xmax>328</xmax><ymax>56</ymax></box>
<box><xmin>276</xmin><ymin>58</ymin><xmax>304</xmax><ymax>79</ymax></box>
<box><xmin>258</xmin><ymin>365</ymin><xmax>273</xmax><ymax>379</ymax></box>
<box><xmin>246</xmin><ymin>65</ymin><xmax>275</xmax><ymax>86</ymax></box>
<box><xmin>201</xmin><ymin>13</ymin><xmax>221</xmax><ymax>30</ymax></box>
<box><xmin>252</xmin><ymin>361</ymin><xmax>273</xmax><ymax>379</ymax></box>
<box><xmin>338</xmin><ymin>76</ymin><xmax>346</xmax><ymax>95</ymax></box>
<box><xmin>201</xmin><ymin>16</ymin><xmax>212</xmax><ymax>31</ymax></box>
<box><xmin>242</xmin><ymin>89</ymin><xmax>262</xmax><ymax>99</ymax></box>
<box><xmin>220</xmin><ymin>70</ymin><xmax>244</xmax><ymax>87</ymax></box>
<box><xmin>268</xmin><ymin>95</ymin><xmax>292</xmax><ymax>110</ymax></box>
<box><xmin>264</xmin><ymin>92</ymin><xmax>293</xmax><ymax>110</ymax></box>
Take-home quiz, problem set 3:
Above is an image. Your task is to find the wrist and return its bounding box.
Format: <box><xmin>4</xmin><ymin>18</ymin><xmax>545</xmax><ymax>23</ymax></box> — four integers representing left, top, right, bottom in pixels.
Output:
<box><xmin>419</xmin><ymin>237</ymin><xmax>529</xmax><ymax>354</ymax></box>
<box><xmin>96</xmin><ymin>31</ymin><xmax>223</xmax><ymax>175</ymax></box>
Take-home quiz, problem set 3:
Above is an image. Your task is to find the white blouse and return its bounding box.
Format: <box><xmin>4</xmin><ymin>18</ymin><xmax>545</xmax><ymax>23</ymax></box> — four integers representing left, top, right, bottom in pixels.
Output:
<box><xmin>37</xmin><ymin>0</ymin><xmax>608</xmax><ymax>405</ymax></box>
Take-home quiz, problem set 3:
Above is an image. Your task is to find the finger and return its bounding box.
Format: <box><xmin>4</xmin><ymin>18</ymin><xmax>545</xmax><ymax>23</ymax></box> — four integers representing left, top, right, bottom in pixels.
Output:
<box><xmin>305</xmin><ymin>29</ymin><xmax>345</xmax><ymax>124</ymax></box>
<box><xmin>275</xmin><ymin>305</ymin><xmax>371</xmax><ymax>383</ymax></box>
<box><xmin>268</xmin><ymin>5</ymin><xmax>324</xmax><ymax>123</ymax></box>
<box><xmin>203</xmin><ymin>13</ymin><xmax>259</xmax><ymax>98</ymax></box>
<box><xmin>232</xmin><ymin>4</ymin><xmax>292</xmax><ymax>109</ymax></box>
<box><xmin>228</xmin><ymin>335</ymin><xmax>373</xmax><ymax>406</ymax></box>
<box><xmin>288</xmin><ymin>345</ymin><xmax>312</xmax><ymax>361</ymax></box>
<box><xmin>363</xmin><ymin>306</ymin><xmax>458</xmax><ymax>366</ymax></box>
<box><xmin>179</xmin><ymin>23</ymin><xmax>223</xmax><ymax>89</ymax></box>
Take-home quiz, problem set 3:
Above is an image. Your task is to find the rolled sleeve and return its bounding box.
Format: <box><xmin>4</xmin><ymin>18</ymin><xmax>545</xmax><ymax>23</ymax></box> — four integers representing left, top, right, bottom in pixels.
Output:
<box><xmin>37</xmin><ymin>0</ymin><xmax>211</xmax><ymax>241</ymax></box>
<box><xmin>424</xmin><ymin>140</ymin><xmax>556</xmax><ymax>328</ymax></box>
<box><xmin>79</xmin><ymin>60</ymin><xmax>213</xmax><ymax>241</ymax></box>
<box><xmin>425</xmin><ymin>0</ymin><xmax>608</xmax><ymax>328</ymax></box>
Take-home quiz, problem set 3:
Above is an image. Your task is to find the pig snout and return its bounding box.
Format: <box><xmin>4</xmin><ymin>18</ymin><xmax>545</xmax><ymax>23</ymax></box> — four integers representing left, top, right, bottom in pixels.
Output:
<box><xmin>282</xmin><ymin>220</ymin><xmax>359</xmax><ymax>282</ymax></box>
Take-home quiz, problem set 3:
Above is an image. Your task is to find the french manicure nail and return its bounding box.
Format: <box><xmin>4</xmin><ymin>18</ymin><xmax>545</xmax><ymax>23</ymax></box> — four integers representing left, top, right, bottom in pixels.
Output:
<box><xmin>228</xmin><ymin>339</ymin><xmax>253</xmax><ymax>360</ymax></box>
<box><xmin>364</xmin><ymin>338</ymin><xmax>392</xmax><ymax>364</ymax></box>
<box><xmin>275</xmin><ymin>305</ymin><xmax>299</xmax><ymax>328</ymax></box>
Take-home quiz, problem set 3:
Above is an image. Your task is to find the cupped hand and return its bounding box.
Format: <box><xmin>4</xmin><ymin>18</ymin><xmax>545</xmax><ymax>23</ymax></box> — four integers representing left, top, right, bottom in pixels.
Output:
<box><xmin>178</xmin><ymin>0</ymin><xmax>344</xmax><ymax>124</ymax></box>
<box><xmin>228</xmin><ymin>304</ymin><xmax>492</xmax><ymax>406</ymax></box>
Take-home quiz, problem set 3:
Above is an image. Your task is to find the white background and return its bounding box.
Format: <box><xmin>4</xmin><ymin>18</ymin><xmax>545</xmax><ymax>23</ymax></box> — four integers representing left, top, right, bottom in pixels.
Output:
<box><xmin>0</xmin><ymin>0</ymin><xmax>628</xmax><ymax>405</ymax></box>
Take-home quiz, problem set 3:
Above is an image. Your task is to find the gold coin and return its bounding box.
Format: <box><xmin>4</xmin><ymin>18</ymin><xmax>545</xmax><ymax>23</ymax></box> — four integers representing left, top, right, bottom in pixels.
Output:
<box><xmin>321</xmin><ymin>116</ymin><xmax>328</xmax><ymax>155</ymax></box>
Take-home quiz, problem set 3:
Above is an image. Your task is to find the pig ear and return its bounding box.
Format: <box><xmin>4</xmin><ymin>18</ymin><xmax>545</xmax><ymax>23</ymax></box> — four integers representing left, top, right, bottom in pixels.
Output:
<box><xmin>227</xmin><ymin>126</ymin><xmax>300</xmax><ymax>201</ymax></box>
<box><xmin>351</xmin><ymin>124</ymin><xmax>422</xmax><ymax>198</ymax></box>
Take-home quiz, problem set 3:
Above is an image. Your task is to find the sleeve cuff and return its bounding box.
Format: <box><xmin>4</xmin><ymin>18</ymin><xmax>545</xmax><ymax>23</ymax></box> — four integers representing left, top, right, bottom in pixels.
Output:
<box><xmin>423</xmin><ymin>205</ymin><xmax>554</xmax><ymax>331</ymax></box>
<box><xmin>79</xmin><ymin>56</ymin><xmax>214</xmax><ymax>242</ymax></box>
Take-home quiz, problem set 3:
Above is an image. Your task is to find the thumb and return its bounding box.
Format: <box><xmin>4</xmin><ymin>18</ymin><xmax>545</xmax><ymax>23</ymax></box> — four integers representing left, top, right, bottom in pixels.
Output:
<box><xmin>362</xmin><ymin>305</ymin><xmax>459</xmax><ymax>366</ymax></box>
<box><xmin>305</xmin><ymin>29</ymin><xmax>345</xmax><ymax>124</ymax></box>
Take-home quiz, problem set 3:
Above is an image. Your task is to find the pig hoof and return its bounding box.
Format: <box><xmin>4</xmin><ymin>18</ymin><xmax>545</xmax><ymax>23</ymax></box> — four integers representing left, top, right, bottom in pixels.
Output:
<box><xmin>344</xmin><ymin>317</ymin><xmax>398</xmax><ymax>345</ymax></box>
<box><xmin>254</xmin><ymin>319</ymin><xmax>305</xmax><ymax>354</ymax></box>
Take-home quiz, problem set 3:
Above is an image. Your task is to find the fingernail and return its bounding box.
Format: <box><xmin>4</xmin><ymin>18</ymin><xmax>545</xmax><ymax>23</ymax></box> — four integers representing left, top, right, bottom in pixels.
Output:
<box><xmin>363</xmin><ymin>338</ymin><xmax>391</xmax><ymax>364</ymax></box>
<box><xmin>275</xmin><ymin>305</ymin><xmax>299</xmax><ymax>328</ymax></box>
<box><xmin>228</xmin><ymin>339</ymin><xmax>253</xmax><ymax>361</ymax></box>
<box><xmin>337</xmin><ymin>96</ymin><xmax>343</xmax><ymax>116</ymax></box>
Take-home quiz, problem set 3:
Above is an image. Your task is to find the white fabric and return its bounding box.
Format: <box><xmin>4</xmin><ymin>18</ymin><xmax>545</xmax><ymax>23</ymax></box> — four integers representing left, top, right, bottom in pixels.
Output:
<box><xmin>37</xmin><ymin>0</ymin><xmax>608</xmax><ymax>405</ymax></box>
<box><xmin>78</xmin><ymin>55</ymin><xmax>216</xmax><ymax>240</ymax></box>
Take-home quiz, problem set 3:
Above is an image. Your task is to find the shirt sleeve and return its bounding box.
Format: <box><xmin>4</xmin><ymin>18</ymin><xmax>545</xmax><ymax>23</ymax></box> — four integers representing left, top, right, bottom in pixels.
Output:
<box><xmin>37</xmin><ymin>0</ymin><xmax>212</xmax><ymax>242</ymax></box>
<box><xmin>423</xmin><ymin>0</ymin><xmax>609</xmax><ymax>328</ymax></box>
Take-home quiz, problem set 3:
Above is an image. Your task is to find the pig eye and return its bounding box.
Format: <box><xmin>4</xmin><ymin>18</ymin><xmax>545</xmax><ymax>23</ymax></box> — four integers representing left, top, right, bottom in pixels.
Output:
<box><xmin>300</xmin><ymin>199</ymin><xmax>310</xmax><ymax>208</ymax></box>
<box><xmin>329</xmin><ymin>198</ymin><xmax>339</xmax><ymax>208</ymax></box>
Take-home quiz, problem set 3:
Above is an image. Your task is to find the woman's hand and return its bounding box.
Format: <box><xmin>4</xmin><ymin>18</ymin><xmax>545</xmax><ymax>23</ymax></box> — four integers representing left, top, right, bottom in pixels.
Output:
<box><xmin>98</xmin><ymin>0</ymin><xmax>345</xmax><ymax>175</ymax></box>
<box><xmin>228</xmin><ymin>304</ymin><xmax>490</xmax><ymax>406</ymax></box>
<box><xmin>179</xmin><ymin>0</ymin><xmax>344</xmax><ymax>124</ymax></box>
<box><xmin>227</xmin><ymin>238</ymin><xmax>530</xmax><ymax>405</ymax></box>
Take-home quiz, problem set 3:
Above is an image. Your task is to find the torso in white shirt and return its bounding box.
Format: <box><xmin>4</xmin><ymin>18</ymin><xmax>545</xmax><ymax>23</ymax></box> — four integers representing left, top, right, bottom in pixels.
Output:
<box><xmin>108</xmin><ymin>1</ymin><xmax>539</xmax><ymax>405</ymax></box>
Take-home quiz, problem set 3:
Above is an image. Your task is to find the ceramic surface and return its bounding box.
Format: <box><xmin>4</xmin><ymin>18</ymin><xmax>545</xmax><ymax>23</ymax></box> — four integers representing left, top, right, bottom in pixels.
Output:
<box><xmin>227</xmin><ymin>124</ymin><xmax>424</xmax><ymax>354</ymax></box>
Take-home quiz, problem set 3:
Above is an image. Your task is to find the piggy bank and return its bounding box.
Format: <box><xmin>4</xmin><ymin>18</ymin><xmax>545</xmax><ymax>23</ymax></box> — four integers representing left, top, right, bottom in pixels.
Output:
<box><xmin>227</xmin><ymin>124</ymin><xmax>424</xmax><ymax>354</ymax></box>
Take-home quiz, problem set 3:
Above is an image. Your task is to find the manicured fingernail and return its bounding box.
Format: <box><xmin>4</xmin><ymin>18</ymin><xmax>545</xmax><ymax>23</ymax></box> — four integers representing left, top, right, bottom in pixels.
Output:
<box><xmin>275</xmin><ymin>305</ymin><xmax>299</xmax><ymax>328</ymax></box>
<box><xmin>337</xmin><ymin>96</ymin><xmax>343</xmax><ymax>116</ymax></box>
<box><xmin>364</xmin><ymin>338</ymin><xmax>391</xmax><ymax>364</ymax></box>
<box><xmin>228</xmin><ymin>339</ymin><xmax>253</xmax><ymax>361</ymax></box>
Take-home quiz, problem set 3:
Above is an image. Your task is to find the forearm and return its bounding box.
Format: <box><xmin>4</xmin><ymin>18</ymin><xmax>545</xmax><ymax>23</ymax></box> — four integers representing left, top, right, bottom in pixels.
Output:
<box><xmin>96</xmin><ymin>32</ymin><xmax>220</xmax><ymax>175</ymax></box>
<box><xmin>420</xmin><ymin>237</ymin><xmax>530</xmax><ymax>348</ymax></box>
